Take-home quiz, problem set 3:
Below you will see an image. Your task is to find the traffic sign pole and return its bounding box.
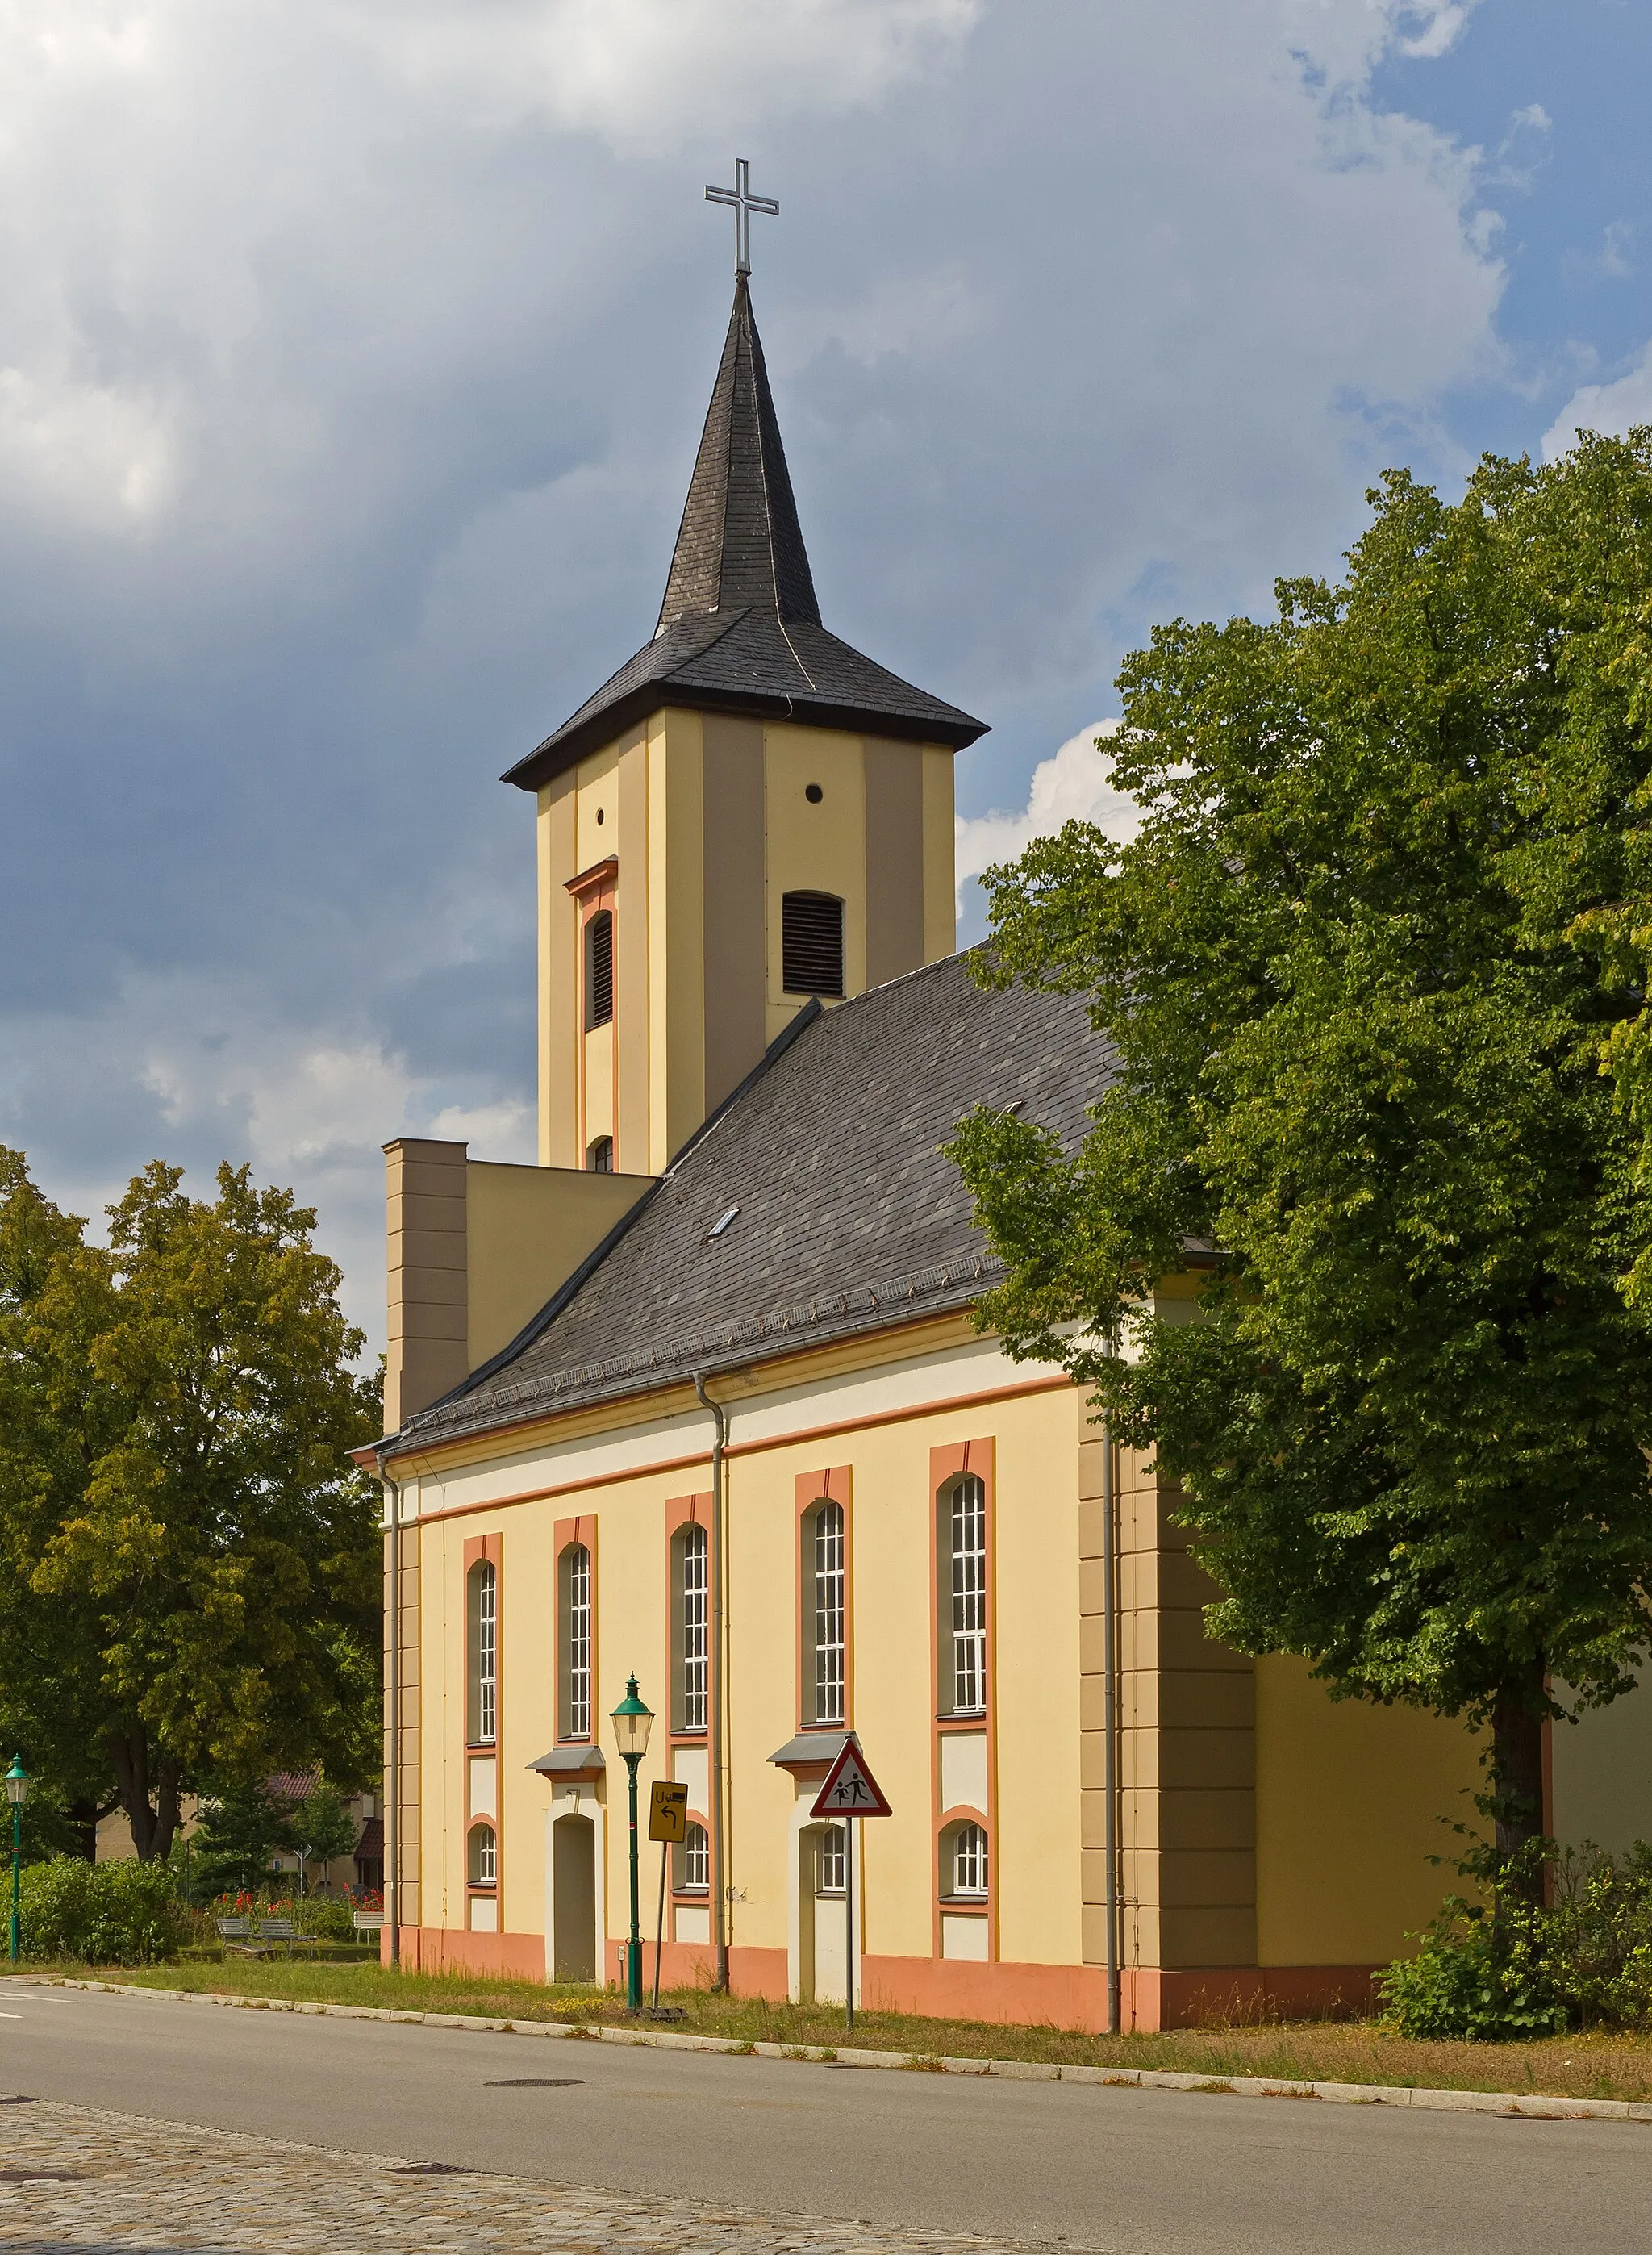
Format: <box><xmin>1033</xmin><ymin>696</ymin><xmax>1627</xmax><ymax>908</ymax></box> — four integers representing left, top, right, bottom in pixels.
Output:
<box><xmin>653</xmin><ymin>1838</ymin><xmax>668</xmax><ymax>2014</ymax></box>
<box><xmin>809</xmin><ymin>1735</ymin><xmax>891</xmax><ymax>2036</ymax></box>
<box><xmin>845</xmin><ymin>1813</ymin><xmax>854</xmax><ymax>2035</ymax></box>
<box><xmin>645</xmin><ymin>1778</ymin><xmax>690</xmax><ymax>2019</ymax></box>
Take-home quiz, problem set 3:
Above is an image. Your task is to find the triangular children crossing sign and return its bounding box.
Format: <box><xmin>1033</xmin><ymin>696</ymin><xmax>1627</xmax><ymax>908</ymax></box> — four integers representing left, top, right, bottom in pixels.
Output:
<box><xmin>811</xmin><ymin>1733</ymin><xmax>891</xmax><ymax>1819</ymax></box>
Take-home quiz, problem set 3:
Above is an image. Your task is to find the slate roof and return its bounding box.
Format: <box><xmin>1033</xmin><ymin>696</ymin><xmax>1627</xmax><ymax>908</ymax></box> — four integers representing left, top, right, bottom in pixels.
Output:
<box><xmin>502</xmin><ymin>279</ymin><xmax>987</xmax><ymax>791</ymax></box>
<box><xmin>389</xmin><ymin>954</ymin><xmax>1114</xmax><ymax>1457</ymax></box>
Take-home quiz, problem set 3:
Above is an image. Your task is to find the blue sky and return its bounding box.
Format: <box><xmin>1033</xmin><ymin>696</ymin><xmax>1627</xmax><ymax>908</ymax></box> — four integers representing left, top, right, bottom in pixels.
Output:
<box><xmin>0</xmin><ymin>0</ymin><xmax>1646</xmax><ymax>1351</ymax></box>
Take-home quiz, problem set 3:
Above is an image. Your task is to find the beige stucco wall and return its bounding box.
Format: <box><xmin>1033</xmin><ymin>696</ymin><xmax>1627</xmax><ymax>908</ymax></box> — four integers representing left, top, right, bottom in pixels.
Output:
<box><xmin>465</xmin><ymin>1161</ymin><xmax>650</xmax><ymax>1370</ymax></box>
<box><xmin>409</xmin><ymin>1330</ymin><xmax>1084</xmax><ymax>1974</ymax></box>
<box><xmin>1552</xmin><ymin>1681</ymin><xmax>1652</xmax><ymax>1855</ymax></box>
<box><xmin>1254</xmin><ymin>1655</ymin><xmax>1479</xmax><ymax>1967</ymax></box>
<box><xmin>535</xmin><ymin>708</ymin><xmax>957</xmax><ymax>1180</ymax></box>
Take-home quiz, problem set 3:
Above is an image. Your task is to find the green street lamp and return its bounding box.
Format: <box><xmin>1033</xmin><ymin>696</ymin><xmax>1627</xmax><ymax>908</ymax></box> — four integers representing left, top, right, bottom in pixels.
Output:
<box><xmin>6</xmin><ymin>1756</ymin><xmax>30</xmax><ymax>1966</ymax></box>
<box><xmin>610</xmin><ymin>1678</ymin><xmax>653</xmax><ymax>2011</ymax></box>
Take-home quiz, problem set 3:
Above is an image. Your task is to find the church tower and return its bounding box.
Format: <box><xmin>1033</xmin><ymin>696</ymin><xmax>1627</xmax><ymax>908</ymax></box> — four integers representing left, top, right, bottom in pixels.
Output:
<box><xmin>503</xmin><ymin>273</ymin><xmax>987</xmax><ymax>1175</ymax></box>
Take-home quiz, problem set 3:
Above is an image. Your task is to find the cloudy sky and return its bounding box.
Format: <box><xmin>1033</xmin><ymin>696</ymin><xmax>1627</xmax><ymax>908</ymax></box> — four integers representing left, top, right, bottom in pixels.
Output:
<box><xmin>1</xmin><ymin>0</ymin><xmax>1647</xmax><ymax>1351</ymax></box>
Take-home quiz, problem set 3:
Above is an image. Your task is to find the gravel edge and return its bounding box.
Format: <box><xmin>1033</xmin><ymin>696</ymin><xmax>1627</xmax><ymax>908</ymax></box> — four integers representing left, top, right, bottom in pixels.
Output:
<box><xmin>13</xmin><ymin>1975</ymin><xmax>1649</xmax><ymax>2124</ymax></box>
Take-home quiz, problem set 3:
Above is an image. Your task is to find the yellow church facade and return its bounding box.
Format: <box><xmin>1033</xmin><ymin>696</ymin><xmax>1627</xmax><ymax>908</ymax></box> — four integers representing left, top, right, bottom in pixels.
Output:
<box><xmin>367</xmin><ymin>273</ymin><xmax>1633</xmax><ymax>2031</ymax></box>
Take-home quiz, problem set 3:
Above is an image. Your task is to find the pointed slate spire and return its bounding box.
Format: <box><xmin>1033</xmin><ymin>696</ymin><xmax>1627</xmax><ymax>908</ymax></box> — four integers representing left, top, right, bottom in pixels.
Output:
<box><xmin>504</xmin><ymin>280</ymin><xmax>986</xmax><ymax>791</ymax></box>
<box><xmin>657</xmin><ymin>278</ymin><xmax>820</xmax><ymax>633</ymax></box>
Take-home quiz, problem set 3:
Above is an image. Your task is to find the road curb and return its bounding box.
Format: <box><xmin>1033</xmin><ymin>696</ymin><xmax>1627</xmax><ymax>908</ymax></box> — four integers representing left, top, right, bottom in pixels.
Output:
<box><xmin>13</xmin><ymin>1976</ymin><xmax>1649</xmax><ymax>2123</ymax></box>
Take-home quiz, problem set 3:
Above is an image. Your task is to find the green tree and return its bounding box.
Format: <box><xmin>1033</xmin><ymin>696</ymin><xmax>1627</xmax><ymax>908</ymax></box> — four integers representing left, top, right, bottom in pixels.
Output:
<box><xmin>0</xmin><ymin>1151</ymin><xmax>382</xmax><ymax>1860</ymax></box>
<box><xmin>186</xmin><ymin>1779</ymin><xmax>289</xmax><ymax>1903</ymax></box>
<box><xmin>947</xmin><ymin>433</ymin><xmax>1652</xmax><ymax>1880</ymax></box>
<box><xmin>286</xmin><ymin>1778</ymin><xmax>360</xmax><ymax>1892</ymax></box>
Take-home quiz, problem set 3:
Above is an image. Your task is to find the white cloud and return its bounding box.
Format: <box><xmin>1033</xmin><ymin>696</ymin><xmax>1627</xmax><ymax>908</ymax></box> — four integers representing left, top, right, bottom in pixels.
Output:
<box><xmin>1599</xmin><ymin>223</ymin><xmax>1637</xmax><ymax>282</ymax></box>
<box><xmin>1391</xmin><ymin>6</ymin><xmax>1477</xmax><ymax>62</ymax></box>
<box><xmin>0</xmin><ymin>968</ymin><xmax>534</xmax><ymax>1353</ymax></box>
<box><xmin>1543</xmin><ymin>345</ymin><xmax>1652</xmax><ymax>462</ymax></box>
<box><xmin>956</xmin><ymin>722</ymin><xmax>1137</xmax><ymax>909</ymax></box>
<box><xmin>0</xmin><ymin>0</ymin><xmax>1521</xmax><ymax>1350</ymax></box>
<box><xmin>366</xmin><ymin>0</ymin><xmax>982</xmax><ymax>152</ymax></box>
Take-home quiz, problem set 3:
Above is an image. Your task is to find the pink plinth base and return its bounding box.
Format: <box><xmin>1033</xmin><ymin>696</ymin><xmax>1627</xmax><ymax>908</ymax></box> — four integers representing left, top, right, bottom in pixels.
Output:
<box><xmin>386</xmin><ymin>1928</ymin><xmax>1379</xmax><ymax>2033</ymax></box>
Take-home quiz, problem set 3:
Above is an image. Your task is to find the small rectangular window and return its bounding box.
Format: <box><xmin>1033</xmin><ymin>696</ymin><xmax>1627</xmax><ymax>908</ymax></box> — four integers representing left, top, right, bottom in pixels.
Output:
<box><xmin>817</xmin><ymin>1826</ymin><xmax>845</xmax><ymax>1895</ymax></box>
<box><xmin>782</xmin><ymin>892</ymin><xmax>845</xmax><ymax>998</ymax></box>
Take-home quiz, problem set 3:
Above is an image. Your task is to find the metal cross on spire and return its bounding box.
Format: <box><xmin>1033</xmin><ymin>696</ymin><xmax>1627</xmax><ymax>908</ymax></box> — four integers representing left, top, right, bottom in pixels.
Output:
<box><xmin>705</xmin><ymin>159</ymin><xmax>778</xmax><ymax>278</ymax></box>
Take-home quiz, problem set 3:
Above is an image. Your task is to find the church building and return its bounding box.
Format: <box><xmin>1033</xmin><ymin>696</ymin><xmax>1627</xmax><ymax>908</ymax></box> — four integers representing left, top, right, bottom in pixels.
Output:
<box><xmin>365</xmin><ymin>243</ymin><xmax>1633</xmax><ymax>2028</ymax></box>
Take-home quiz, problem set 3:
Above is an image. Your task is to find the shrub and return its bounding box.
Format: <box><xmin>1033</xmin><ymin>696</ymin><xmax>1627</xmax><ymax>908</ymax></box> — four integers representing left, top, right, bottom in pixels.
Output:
<box><xmin>19</xmin><ymin>1856</ymin><xmax>189</xmax><ymax>1964</ymax></box>
<box><xmin>1379</xmin><ymin>1841</ymin><xmax>1652</xmax><ymax>2040</ymax></box>
<box><xmin>1378</xmin><ymin>1906</ymin><xmax>1565</xmax><ymax>2040</ymax></box>
<box><xmin>297</xmin><ymin>1894</ymin><xmax>357</xmax><ymax>1941</ymax></box>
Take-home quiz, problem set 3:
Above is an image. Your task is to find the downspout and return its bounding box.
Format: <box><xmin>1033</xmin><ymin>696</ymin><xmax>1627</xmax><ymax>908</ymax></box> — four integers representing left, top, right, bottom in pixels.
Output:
<box><xmin>693</xmin><ymin>1371</ymin><xmax>730</xmax><ymax>1991</ymax></box>
<box><xmin>1100</xmin><ymin>1397</ymin><xmax>1120</xmax><ymax>2036</ymax></box>
<box><xmin>376</xmin><ymin>1447</ymin><xmax>403</xmax><ymax>1970</ymax></box>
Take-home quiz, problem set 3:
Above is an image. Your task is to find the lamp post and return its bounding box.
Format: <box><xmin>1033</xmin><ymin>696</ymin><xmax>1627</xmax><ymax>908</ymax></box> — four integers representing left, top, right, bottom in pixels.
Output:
<box><xmin>610</xmin><ymin>1678</ymin><xmax>653</xmax><ymax>2011</ymax></box>
<box><xmin>6</xmin><ymin>1756</ymin><xmax>30</xmax><ymax>1966</ymax></box>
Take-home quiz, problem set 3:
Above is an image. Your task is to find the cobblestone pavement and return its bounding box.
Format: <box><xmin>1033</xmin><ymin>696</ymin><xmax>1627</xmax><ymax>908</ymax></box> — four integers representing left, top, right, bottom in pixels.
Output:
<box><xmin>0</xmin><ymin>2097</ymin><xmax>1050</xmax><ymax>2255</ymax></box>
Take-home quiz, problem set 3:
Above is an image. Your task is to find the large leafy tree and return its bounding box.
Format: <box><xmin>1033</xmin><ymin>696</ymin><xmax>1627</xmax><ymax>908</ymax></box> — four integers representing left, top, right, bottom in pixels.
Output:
<box><xmin>948</xmin><ymin>434</ymin><xmax>1652</xmax><ymax>1877</ymax></box>
<box><xmin>0</xmin><ymin>1152</ymin><xmax>382</xmax><ymax>1858</ymax></box>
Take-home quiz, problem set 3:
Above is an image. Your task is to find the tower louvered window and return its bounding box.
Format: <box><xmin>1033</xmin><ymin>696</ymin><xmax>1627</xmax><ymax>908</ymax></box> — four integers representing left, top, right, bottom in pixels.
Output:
<box><xmin>586</xmin><ymin>910</ymin><xmax>614</xmax><ymax>1029</ymax></box>
<box><xmin>782</xmin><ymin>892</ymin><xmax>845</xmax><ymax>998</ymax></box>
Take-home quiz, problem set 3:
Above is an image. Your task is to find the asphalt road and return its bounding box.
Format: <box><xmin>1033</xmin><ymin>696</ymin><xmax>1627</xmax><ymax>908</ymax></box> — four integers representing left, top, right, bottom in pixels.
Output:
<box><xmin>1</xmin><ymin>1983</ymin><xmax>1646</xmax><ymax>2255</ymax></box>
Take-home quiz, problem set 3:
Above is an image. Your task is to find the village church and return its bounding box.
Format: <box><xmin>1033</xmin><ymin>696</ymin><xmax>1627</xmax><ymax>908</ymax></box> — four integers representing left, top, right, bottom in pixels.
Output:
<box><xmin>365</xmin><ymin>198</ymin><xmax>1635</xmax><ymax>2029</ymax></box>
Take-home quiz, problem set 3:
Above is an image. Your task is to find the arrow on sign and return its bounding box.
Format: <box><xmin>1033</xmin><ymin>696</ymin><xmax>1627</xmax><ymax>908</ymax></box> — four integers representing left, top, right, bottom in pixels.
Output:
<box><xmin>811</xmin><ymin>1734</ymin><xmax>892</xmax><ymax>1819</ymax></box>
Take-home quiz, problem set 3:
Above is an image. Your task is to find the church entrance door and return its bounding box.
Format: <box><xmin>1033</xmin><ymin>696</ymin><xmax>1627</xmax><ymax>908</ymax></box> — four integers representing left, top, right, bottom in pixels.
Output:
<box><xmin>801</xmin><ymin>1823</ymin><xmax>847</xmax><ymax>2004</ymax></box>
<box><xmin>552</xmin><ymin>1812</ymin><xmax>596</xmax><ymax>1982</ymax></box>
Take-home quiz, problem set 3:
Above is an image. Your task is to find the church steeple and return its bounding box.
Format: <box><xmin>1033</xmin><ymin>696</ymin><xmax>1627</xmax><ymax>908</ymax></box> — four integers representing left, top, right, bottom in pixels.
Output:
<box><xmin>657</xmin><ymin>277</ymin><xmax>820</xmax><ymax>633</ymax></box>
<box><xmin>503</xmin><ymin>280</ymin><xmax>983</xmax><ymax>792</ymax></box>
<box><xmin>512</xmin><ymin>264</ymin><xmax>982</xmax><ymax>1182</ymax></box>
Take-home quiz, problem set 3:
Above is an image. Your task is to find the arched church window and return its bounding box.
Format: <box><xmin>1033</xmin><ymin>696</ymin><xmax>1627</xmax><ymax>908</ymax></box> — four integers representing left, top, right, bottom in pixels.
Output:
<box><xmin>674</xmin><ymin>1521</ymin><xmax>709</xmax><ymax>1732</ymax></box>
<box><xmin>782</xmin><ymin>892</ymin><xmax>845</xmax><ymax>999</ymax></box>
<box><xmin>939</xmin><ymin>1474</ymin><xmax>988</xmax><ymax>1715</ymax></box>
<box><xmin>468</xmin><ymin>1822</ymin><xmax>496</xmax><ymax>1889</ymax></box>
<box><xmin>679</xmin><ymin>1821</ymin><xmax>710</xmax><ymax>1894</ymax></box>
<box><xmin>806</xmin><ymin>1500</ymin><xmax>845</xmax><ymax>1725</ymax></box>
<box><xmin>586</xmin><ymin>1136</ymin><xmax>614</xmax><ymax>1173</ymax></box>
<box><xmin>466</xmin><ymin>1559</ymin><xmax>496</xmax><ymax>1746</ymax></box>
<box><xmin>942</xmin><ymin>1819</ymin><xmax>988</xmax><ymax>1900</ymax></box>
<box><xmin>558</xmin><ymin>1542</ymin><xmax>594</xmax><ymax>1739</ymax></box>
<box><xmin>586</xmin><ymin>910</ymin><xmax>614</xmax><ymax>1029</ymax></box>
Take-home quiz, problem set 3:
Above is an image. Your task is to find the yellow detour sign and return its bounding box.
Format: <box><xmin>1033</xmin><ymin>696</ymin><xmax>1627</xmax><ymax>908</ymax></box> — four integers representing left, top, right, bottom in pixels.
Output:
<box><xmin>649</xmin><ymin>1779</ymin><xmax>689</xmax><ymax>1844</ymax></box>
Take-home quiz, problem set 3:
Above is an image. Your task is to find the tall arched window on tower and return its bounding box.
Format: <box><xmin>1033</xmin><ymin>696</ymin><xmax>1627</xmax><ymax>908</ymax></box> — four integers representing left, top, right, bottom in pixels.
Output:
<box><xmin>782</xmin><ymin>892</ymin><xmax>845</xmax><ymax>999</ymax></box>
<box><xmin>585</xmin><ymin>909</ymin><xmax>615</xmax><ymax>1029</ymax></box>
<box><xmin>938</xmin><ymin>1473</ymin><xmax>988</xmax><ymax>1715</ymax></box>
<box><xmin>558</xmin><ymin>1542</ymin><xmax>593</xmax><ymax>1739</ymax></box>
<box><xmin>803</xmin><ymin>1500</ymin><xmax>846</xmax><ymax>1725</ymax></box>
<box><xmin>673</xmin><ymin>1521</ymin><xmax>709</xmax><ymax>1733</ymax></box>
<box><xmin>466</xmin><ymin>1559</ymin><xmax>497</xmax><ymax>1745</ymax></box>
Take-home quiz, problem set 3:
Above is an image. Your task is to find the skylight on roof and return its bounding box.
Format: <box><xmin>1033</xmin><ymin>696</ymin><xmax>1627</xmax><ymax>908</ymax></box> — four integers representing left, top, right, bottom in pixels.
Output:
<box><xmin>707</xmin><ymin>1205</ymin><xmax>740</xmax><ymax>1240</ymax></box>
